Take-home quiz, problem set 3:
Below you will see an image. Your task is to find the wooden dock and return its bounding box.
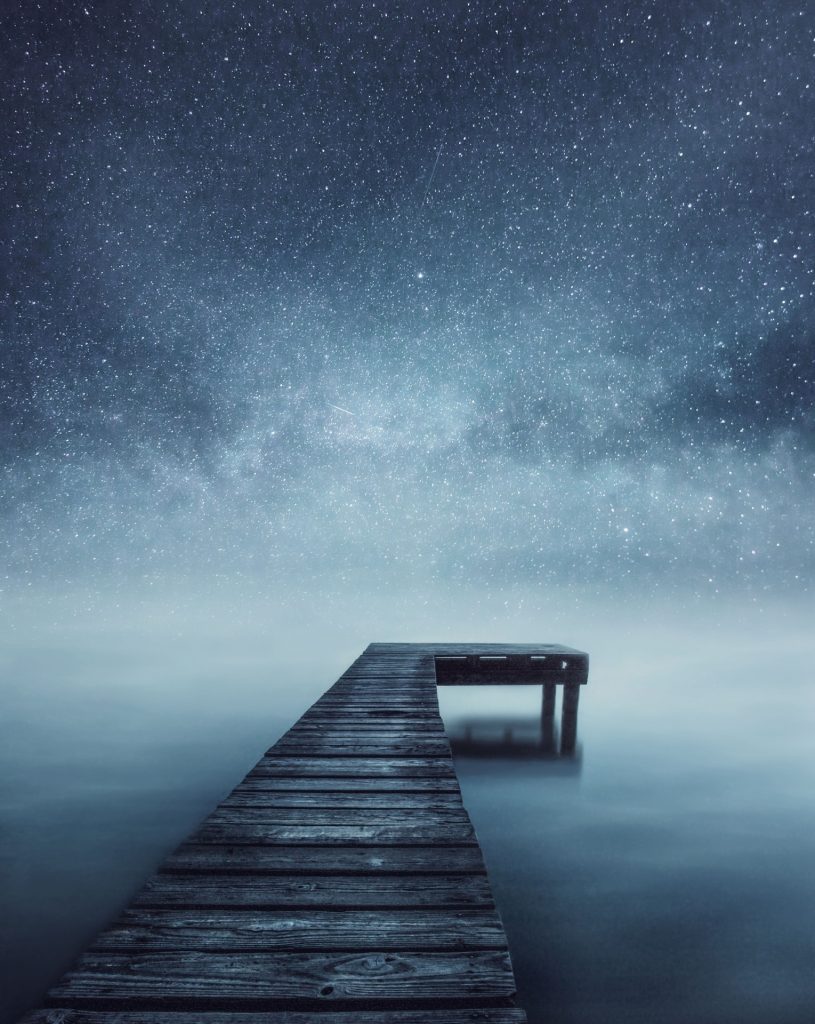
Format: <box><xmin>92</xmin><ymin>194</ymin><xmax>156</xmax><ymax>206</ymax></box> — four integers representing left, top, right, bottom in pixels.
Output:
<box><xmin>23</xmin><ymin>642</ymin><xmax>588</xmax><ymax>1024</ymax></box>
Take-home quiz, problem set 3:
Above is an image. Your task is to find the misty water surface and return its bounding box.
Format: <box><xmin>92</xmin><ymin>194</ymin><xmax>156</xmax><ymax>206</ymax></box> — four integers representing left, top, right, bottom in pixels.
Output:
<box><xmin>1</xmin><ymin>585</ymin><xmax>813</xmax><ymax>1024</ymax></box>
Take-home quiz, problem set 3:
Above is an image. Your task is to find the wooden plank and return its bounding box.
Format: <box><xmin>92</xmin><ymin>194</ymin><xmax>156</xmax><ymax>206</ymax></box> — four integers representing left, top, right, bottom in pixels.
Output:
<box><xmin>310</xmin><ymin>699</ymin><xmax>437</xmax><ymax>708</ymax></box>
<box><xmin>189</xmin><ymin>822</ymin><xmax>477</xmax><ymax>846</ymax></box>
<box><xmin>295</xmin><ymin>713</ymin><xmax>443</xmax><ymax>722</ymax></box>
<box><xmin>280</xmin><ymin>732</ymin><xmax>447</xmax><ymax>742</ymax></box>
<box><xmin>92</xmin><ymin>908</ymin><xmax>507</xmax><ymax>951</ymax></box>
<box><xmin>49</xmin><ymin>949</ymin><xmax>517</xmax><ymax>1004</ymax></box>
<box><xmin>291</xmin><ymin>717</ymin><xmax>441</xmax><ymax>726</ymax></box>
<box><xmin>305</xmin><ymin>707</ymin><xmax>439</xmax><ymax>715</ymax></box>
<box><xmin>205</xmin><ymin>808</ymin><xmax>470</xmax><ymax>825</ymax></box>
<box><xmin>270</xmin><ymin>738</ymin><xmax>450</xmax><ymax>751</ymax></box>
<box><xmin>235</xmin><ymin>777</ymin><xmax>462</xmax><ymax>793</ymax></box>
<box><xmin>162</xmin><ymin>847</ymin><xmax>488</xmax><ymax>876</ymax></box>
<box><xmin>268</xmin><ymin>744</ymin><xmax>452</xmax><ymax>758</ymax></box>
<box><xmin>223</xmin><ymin>792</ymin><xmax>465</xmax><ymax>809</ymax></box>
<box><xmin>251</xmin><ymin>758</ymin><xmax>456</xmax><ymax>777</ymax></box>
<box><xmin>304</xmin><ymin>709</ymin><xmax>440</xmax><ymax>717</ymax></box>
<box><xmin>284</xmin><ymin>730</ymin><xmax>446</xmax><ymax>739</ymax></box>
<box><xmin>135</xmin><ymin>874</ymin><xmax>493</xmax><ymax>908</ymax></box>
<box><xmin>25</xmin><ymin>1010</ymin><xmax>528</xmax><ymax>1024</ymax></box>
<box><xmin>309</xmin><ymin>701</ymin><xmax>439</xmax><ymax>709</ymax></box>
<box><xmin>367</xmin><ymin>642</ymin><xmax>583</xmax><ymax>654</ymax></box>
<box><xmin>289</xmin><ymin>722</ymin><xmax>446</xmax><ymax>733</ymax></box>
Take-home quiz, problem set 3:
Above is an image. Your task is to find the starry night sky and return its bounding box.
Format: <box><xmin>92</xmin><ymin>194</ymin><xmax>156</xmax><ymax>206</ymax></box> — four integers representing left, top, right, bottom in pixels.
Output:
<box><xmin>2</xmin><ymin>1</ymin><xmax>813</xmax><ymax>597</ymax></box>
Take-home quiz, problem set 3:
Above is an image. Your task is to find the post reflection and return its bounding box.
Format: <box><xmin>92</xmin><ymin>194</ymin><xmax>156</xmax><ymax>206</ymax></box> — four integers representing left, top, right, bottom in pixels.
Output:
<box><xmin>435</xmin><ymin>649</ymin><xmax>589</xmax><ymax>773</ymax></box>
<box><xmin>447</xmin><ymin>681</ymin><xmax>583</xmax><ymax>769</ymax></box>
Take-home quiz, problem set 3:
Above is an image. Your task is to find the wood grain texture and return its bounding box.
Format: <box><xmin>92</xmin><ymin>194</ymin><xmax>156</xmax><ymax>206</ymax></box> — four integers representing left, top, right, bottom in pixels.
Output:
<box><xmin>251</xmin><ymin>758</ymin><xmax>456</xmax><ymax>777</ymax></box>
<box><xmin>161</xmin><ymin>846</ymin><xmax>488</xmax><ymax>876</ymax></box>
<box><xmin>289</xmin><ymin>721</ymin><xmax>445</xmax><ymax>732</ymax></box>
<box><xmin>223</xmin><ymin>792</ymin><xmax>465</xmax><ymax>809</ymax></box>
<box><xmin>25</xmin><ymin>1010</ymin><xmax>528</xmax><ymax>1024</ymax></box>
<box><xmin>133</xmin><ymin>874</ymin><xmax>495</xmax><ymax>909</ymax></box>
<box><xmin>49</xmin><ymin>949</ymin><xmax>517</xmax><ymax>1003</ymax></box>
<box><xmin>205</xmin><ymin>805</ymin><xmax>470</xmax><ymax>824</ymax></box>
<box><xmin>235</xmin><ymin>777</ymin><xmax>462</xmax><ymax>792</ymax></box>
<box><xmin>268</xmin><ymin>743</ymin><xmax>452</xmax><ymax>758</ymax></box>
<box><xmin>92</xmin><ymin>908</ymin><xmax>506</xmax><ymax>951</ymax></box>
<box><xmin>189</xmin><ymin>821</ymin><xmax>477</xmax><ymax>846</ymax></box>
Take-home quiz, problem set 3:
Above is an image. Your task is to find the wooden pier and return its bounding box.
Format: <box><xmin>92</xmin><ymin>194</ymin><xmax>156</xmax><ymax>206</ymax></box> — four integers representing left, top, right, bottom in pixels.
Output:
<box><xmin>23</xmin><ymin>642</ymin><xmax>588</xmax><ymax>1024</ymax></box>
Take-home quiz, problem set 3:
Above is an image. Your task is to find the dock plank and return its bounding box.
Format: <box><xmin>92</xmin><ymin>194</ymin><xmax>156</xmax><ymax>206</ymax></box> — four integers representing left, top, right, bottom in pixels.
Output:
<box><xmin>235</xmin><ymin>777</ymin><xmax>462</xmax><ymax>792</ymax></box>
<box><xmin>223</xmin><ymin>792</ymin><xmax>465</xmax><ymax>809</ymax></box>
<box><xmin>205</xmin><ymin>807</ymin><xmax>472</xmax><ymax>825</ymax></box>
<box><xmin>134</xmin><ymin>874</ymin><xmax>493</xmax><ymax>908</ymax></box>
<box><xmin>190</xmin><ymin>821</ymin><xmax>477</xmax><ymax>846</ymax></box>
<box><xmin>251</xmin><ymin>757</ymin><xmax>456</xmax><ymax>777</ymax></box>
<box><xmin>26</xmin><ymin>1011</ymin><xmax>528</xmax><ymax>1024</ymax></box>
<box><xmin>161</xmin><ymin>847</ymin><xmax>488</xmax><ymax>877</ymax></box>
<box><xmin>92</xmin><ymin>908</ymin><xmax>507</xmax><ymax>951</ymax></box>
<box><xmin>49</xmin><ymin>949</ymin><xmax>516</xmax><ymax>1004</ymax></box>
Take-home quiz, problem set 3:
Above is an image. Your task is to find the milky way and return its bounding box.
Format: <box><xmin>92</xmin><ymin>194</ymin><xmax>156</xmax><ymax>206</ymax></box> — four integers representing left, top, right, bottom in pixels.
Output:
<box><xmin>2</xmin><ymin>1</ymin><xmax>813</xmax><ymax>596</ymax></box>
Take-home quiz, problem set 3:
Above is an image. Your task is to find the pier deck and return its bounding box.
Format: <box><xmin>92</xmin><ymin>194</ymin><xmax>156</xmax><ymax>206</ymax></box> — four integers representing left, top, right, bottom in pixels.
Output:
<box><xmin>23</xmin><ymin>642</ymin><xmax>588</xmax><ymax>1024</ymax></box>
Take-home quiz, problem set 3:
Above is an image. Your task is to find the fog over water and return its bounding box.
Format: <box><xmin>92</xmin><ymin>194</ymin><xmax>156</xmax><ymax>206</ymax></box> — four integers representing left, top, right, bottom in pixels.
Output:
<box><xmin>1</xmin><ymin>585</ymin><xmax>813</xmax><ymax>1023</ymax></box>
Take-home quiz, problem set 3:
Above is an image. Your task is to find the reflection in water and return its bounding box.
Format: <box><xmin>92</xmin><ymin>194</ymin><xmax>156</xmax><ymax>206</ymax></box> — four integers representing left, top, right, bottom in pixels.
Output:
<box><xmin>448</xmin><ymin>682</ymin><xmax>583</xmax><ymax>767</ymax></box>
<box><xmin>436</xmin><ymin>650</ymin><xmax>587</xmax><ymax>760</ymax></box>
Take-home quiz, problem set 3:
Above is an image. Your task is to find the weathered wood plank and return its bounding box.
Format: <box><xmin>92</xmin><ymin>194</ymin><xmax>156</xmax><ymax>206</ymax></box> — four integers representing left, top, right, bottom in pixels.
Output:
<box><xmin>291</xmin><ymin>717</ymin><xmax>442</xmax><ymax>725</ymax></box>
<box><xmin>49</xmin><ymin>949</ymin><xmax>517</xmax><ymax>1004</ymax></box>
<box><xmin>309</xmin><ymin>702</ymin><xmax>439</xmax><ymax>710</ymax></box>
<box><xmin>268</xmin><ymin>744</ymin><xmax>452</xmax><ymax>758</ymax></box>
<box><xmin>235</xmin><ymin>777</ymin><xmax>461</xmax><ymax>793</ymax></box>
<box><xmin>271</xmin><ymin>740</ymin><xmax>451</xmax><ymax>751</ymax></box>
<box><xmin>295</xmin><ymin>715</ymin><xmax>443</xmax><ymax>724</ymax></box>
<box><xmin>26</xmin><ymin>1009</ymin><xmax>527</xmax><ymax>1023</ymax></box>
<box><xmin>135</xmin><ymin>874</ymin><xmax>493</xmax><ymax>908</ymax></box>
<box><xmin>289</xmin><ymin>722</ymin><xmax>446</xmax><ymax>733</ymax></box>
<box><xmin>206</xmin><ymin>807</ymin><xmax>471</xmax><ymax>826</ymax></box>
<box><xmin>367</xmin><ymin>641</ymin><xmax>583</xmax><ymax>654</ymax></box>
<box><xmin>162</xmin><ymin>847</ymin><xmax>488</xmax><ymax>877</ymax></box>
<box><xmin>310</xmin><ymin>700</ymin><xmax>437</xmax><ymax>708</ymax></box>
<box><xmin>223</xmin><ymin>792</ymin><xmax>465</xmax><ymax>809</ymax></box>
<box><xmin>92</xmin><ymin>909</ymin><xmax>506</xmax><ymax>952</ymax></box>
<box><xmin>190</xmin><ymin>822</ymin><xmax>476</xmax><ymax>846</ymax></box>
<box><xmin>251</xmin><ymin>758</ymin><xmax>456</xmax><ymax>777</ymax></box>
<box><xmin>280</xmin><ymin>738</ymin><xmax>448</xmax><ymax>746</ymax></box>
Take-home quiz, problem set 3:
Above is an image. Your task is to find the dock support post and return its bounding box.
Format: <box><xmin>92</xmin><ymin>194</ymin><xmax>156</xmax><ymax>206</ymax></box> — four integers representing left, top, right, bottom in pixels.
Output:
<box><xmin>560</xmin><ymin>681</ymin><xmax>580</xmax><ymax>754</ymax></box>
<box><xmin>542</xmin><ymin>682</ymin><xmax>557</xmax><ymax>719</ymax></box>
<box><xmin>541</xmin><ymin>682</ymin><xmax>557</xmax><ymax>753</ymax></box>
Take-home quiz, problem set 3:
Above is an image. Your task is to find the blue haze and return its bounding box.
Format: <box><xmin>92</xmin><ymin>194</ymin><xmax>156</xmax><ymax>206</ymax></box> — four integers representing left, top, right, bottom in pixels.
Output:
<box><xmin>1</xmin><ymin>2</ymin><xmax>814</xmax><ymax>1021</ymax></box>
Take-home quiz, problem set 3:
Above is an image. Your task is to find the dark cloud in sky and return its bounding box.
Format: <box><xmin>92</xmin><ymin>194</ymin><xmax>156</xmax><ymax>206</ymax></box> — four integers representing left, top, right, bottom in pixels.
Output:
<box><xmin>2</xmin><ymin>1</ymin><xmax>813</xmax><ymax>593</ymax></box>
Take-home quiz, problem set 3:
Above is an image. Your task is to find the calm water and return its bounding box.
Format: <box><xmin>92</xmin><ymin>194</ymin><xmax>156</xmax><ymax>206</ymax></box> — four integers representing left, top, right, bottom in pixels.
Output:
<box><xmin>1</xmin><ymin>584</ymin><xmax>813</xmax><ymax>1024</ymax></box>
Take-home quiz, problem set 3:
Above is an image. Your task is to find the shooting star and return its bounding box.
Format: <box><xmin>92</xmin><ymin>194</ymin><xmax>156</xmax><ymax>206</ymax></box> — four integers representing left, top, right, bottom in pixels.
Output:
<box><xmin>329</xmin><ymin>403</ymin><xmax>356</xmax><ymax>417</ymax></box>
<box><xmin>422</xmin><ymin>141</ymin><xmax>444</xmax><ymax>204</ymax></box>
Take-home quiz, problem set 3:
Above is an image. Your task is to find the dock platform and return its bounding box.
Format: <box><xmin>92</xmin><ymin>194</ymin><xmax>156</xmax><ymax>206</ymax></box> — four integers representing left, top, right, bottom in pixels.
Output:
<box><xmin>22</xmin><ymin>642</ymin><xmax>589</xmax><ymax>1024</ymax></box>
